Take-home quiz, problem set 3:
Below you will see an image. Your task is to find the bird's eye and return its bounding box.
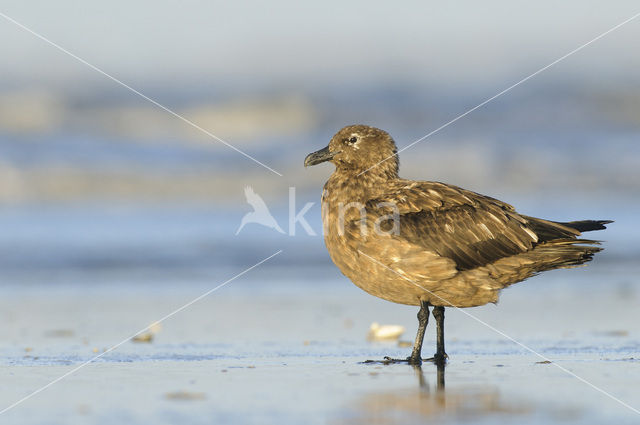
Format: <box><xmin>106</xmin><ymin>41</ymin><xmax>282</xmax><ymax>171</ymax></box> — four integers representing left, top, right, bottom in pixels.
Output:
<box><xmin>348</xmin><ymin>136</ymin><xmax>358</xmax><ymax>144</ymax></box>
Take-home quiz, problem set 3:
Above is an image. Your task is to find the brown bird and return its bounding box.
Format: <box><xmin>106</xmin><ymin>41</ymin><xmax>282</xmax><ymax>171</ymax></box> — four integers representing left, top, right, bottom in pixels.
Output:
<box><xmin>304</xmin><ymin>124</ymin><xmax>611</xmax><ymax>365</ymax></box>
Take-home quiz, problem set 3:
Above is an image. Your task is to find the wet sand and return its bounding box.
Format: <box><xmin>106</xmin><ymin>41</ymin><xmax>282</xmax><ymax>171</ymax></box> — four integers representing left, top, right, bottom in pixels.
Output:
<box><xmin>0</xmin><ymin>262</ymin><xmax>638</xmax><ymax>424</ymax></box>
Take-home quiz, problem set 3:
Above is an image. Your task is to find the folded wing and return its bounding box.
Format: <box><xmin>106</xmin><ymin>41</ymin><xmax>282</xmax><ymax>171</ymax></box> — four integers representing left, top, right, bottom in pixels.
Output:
<box><xmin>367</xmin><ymin>181</ymin><xmax>588</xmax><ymax>271</ymax></box>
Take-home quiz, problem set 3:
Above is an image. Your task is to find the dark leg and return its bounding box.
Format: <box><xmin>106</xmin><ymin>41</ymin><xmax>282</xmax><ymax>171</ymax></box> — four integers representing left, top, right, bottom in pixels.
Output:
<box><xmin>432</xmin><ymin>306</ymin><xmax>448</xmax><ymax>365</ymax></box>
<box><xmin>408</xmin><ymin>301</ymin><xmax>430</xmax><ymax>365</ymax></box>
<box><xmin>362</xmin><ymin>301</ymin><xmax>431</xmax><ymax>365</ymax></box>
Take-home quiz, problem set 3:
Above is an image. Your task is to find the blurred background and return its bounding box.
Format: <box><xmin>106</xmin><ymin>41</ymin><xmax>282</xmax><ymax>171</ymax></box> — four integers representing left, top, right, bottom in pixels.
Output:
<box><xmin>3</xmin><ymin>4</ymin><xmax>640</xmax><ymax>423</ymax></box>
<box><xmin>1</xmin><ymin>0</ymin><xmax>639</xmax><ymax>283</ymax></box>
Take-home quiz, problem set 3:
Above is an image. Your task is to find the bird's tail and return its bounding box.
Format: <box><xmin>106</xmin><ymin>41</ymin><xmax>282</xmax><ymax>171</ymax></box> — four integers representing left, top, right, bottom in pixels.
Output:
<box><xmin>556</xmin><ymin>220</ymin><xmax>613</xmax><ymax>232</ymax></box>
<box><xmin>522</xmin><ymin>216</ymin><xmax>612</xmax><ymax>243</ymax></box>
<box><xmin>533</xmin><ymin>238</ymin><xmax>603</xmax><ymax>269</ymax></box>
<box><xmin>487</xmin><ymin>238</ymin><xmax>603</xmax><ymax>290</ymax></box>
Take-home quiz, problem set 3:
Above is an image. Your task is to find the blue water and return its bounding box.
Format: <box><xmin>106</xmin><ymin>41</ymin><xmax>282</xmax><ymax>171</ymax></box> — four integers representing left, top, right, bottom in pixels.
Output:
<box><xmin>0</xmin><ymin>88</ymin><xmax>638</xmax><ymax>283</ymax></box>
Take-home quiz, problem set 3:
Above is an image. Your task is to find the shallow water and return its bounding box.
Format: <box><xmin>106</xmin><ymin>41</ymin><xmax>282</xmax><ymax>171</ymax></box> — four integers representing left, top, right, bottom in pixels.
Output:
<box><xmin>0</xmin><ymin>257</ymin><xmax>638</xmax><ymax>424</ymax></box>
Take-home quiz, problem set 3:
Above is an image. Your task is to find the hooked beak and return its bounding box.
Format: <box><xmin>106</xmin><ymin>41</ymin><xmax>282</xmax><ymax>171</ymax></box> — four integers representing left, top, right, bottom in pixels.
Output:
<box><xmin>304</xmin><ymin>145</ymin><xmax>340</xmax><ymax>167</ymax></box>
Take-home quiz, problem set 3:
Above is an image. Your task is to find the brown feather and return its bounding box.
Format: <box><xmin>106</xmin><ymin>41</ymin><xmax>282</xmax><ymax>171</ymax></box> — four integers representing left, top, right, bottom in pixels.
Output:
<box><xmin>311</xmin><ymin>125</ymin><xmax>610</xmax><ymax>308</ymax></box>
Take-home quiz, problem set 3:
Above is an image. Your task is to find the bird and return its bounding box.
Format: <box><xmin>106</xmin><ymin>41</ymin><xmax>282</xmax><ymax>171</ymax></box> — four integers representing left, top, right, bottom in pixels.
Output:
<box><xmin>236</xmin><ymin>186</ymin><xmax>285</xmax><ymax>235</ymax></box>
<box><xmin>304</xmin><ymin>124</ymin><xmax>611</xmax><ymax>365</ymax></box>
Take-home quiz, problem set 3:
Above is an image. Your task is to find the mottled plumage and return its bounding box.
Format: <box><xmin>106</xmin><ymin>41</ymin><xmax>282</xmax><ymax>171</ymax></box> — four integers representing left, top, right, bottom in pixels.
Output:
<box><xmin>305</xmin><ymin>124</ymin><xmax>611</xmax><ymax>364</ymax></box>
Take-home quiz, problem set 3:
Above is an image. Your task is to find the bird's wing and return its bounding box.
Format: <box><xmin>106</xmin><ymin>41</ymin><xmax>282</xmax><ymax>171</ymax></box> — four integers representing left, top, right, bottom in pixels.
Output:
<box><xmin>367</xmin><ymin>181</ymin><xmax>544</xmax><ymax>271</ymax></box>
<box><xmin>244</xmin><ymin>186</ymin><xmax>270</xmax><ymax>212</ymax></box>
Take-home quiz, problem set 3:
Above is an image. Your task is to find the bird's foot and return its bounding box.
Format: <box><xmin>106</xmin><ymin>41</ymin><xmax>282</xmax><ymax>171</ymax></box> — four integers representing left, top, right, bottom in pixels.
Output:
<box><xmin>425</xmin><ymin>352</ymin><xmax>448</xmax><ymax>366</ymax></box>
<box><xmin>362</xmin><ymin>356</ymin><xmax>423</xmax><ymax>365</ymax></box>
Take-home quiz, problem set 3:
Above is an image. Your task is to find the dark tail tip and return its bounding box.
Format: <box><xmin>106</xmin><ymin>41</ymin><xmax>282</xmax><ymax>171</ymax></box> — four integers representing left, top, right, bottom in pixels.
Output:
<box><xmin>562</xmin><ymin>220</ymin><xmax>613</xmax><ymax>232</ymax></box>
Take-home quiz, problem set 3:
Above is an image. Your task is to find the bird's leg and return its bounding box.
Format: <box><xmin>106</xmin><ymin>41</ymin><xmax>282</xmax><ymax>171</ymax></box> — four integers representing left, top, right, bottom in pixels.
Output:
<box><xmin>432</xmin><ymin>306</ymin><xmax>448</xmax><ymax>366</ymax></box>
<box><xmin>408</xmin><ymin>301</ymin><xmax>430</xmax><ymax>365</ymax></box>
<box><xmin>365</xmin><ymin>301</ymin><xmax>431</xmax><ymax>365</ymax></box>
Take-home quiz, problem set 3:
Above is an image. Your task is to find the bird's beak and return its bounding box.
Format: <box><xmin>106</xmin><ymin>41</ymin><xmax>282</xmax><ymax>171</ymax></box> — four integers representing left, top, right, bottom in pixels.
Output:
<box><xmin>304</xmin><ymin>145</ymin><xmax>339</xmax><ymax>167</ymax></box>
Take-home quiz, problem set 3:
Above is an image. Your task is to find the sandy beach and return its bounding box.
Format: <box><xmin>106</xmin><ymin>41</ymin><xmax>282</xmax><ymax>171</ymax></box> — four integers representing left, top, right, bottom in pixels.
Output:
<box><xmin>1</xmin><ymin>259</ymin><xmax>638</xmax><ymax>425</ymax></box>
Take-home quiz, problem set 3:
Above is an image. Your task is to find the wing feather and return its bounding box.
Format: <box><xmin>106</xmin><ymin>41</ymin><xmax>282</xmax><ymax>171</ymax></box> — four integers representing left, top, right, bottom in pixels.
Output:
<box><xmin>367</xmin><ymin>181</ymin><xmax>539</xmax><ymax>271</ymax></box>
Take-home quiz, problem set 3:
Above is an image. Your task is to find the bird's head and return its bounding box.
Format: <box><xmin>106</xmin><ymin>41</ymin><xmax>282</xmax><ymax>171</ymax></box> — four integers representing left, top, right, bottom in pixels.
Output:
<box><xmin>304</xmin><ymin>125</ymin><xmax>399</xmax><ymax>178</ymax></box>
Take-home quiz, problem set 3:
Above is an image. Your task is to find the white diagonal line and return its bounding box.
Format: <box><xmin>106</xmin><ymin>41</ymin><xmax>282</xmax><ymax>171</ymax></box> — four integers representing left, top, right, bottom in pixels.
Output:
<box><xmin>0</xmin><ymin>11</ymin><xmax>283</xmax><ymax>177</ymax></box>
<box><xmin>357</xmin><ymin>250</ymin><xmax>640</xmax><ymax>415</ymax></box>
<box><xmin>0</xmin><ymin>250</ymin><xmax>282</xmax><ymax>415</ymax></box>
<box><xmin>359</xmin><ymin>10</ymin><xmax>640</xmax><ymax>177</ymax></box>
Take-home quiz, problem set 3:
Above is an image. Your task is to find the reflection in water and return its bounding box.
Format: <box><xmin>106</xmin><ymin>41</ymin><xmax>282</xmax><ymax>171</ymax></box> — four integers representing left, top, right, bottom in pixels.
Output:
<box><xmin>341</xmin><ymin>364</ymin><xmax>531</xmax><ymax>424</ymax></box>
<box><xmin>414</xmin><ymin>363</ymin><xmax>445</xmax><ymax>394</ymax></box>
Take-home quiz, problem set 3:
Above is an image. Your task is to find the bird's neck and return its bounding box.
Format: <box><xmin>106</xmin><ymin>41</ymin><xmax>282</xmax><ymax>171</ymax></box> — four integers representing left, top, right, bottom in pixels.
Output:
<box><xmin>336</xmin><ymin>159</ymin><xmax>398</xmax><ymax>181</ymax></box>
<box><xmin>327</xmin><ymin>168</ymin><xmax>399</xmax><ymax>201</ymax></box>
